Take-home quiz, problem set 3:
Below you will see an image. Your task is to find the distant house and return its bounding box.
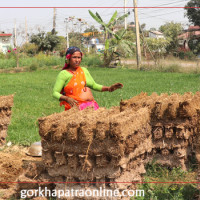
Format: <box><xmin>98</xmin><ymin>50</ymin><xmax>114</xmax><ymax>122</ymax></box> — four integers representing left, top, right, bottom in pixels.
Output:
<box><xmin>0</xmin><ymin>33</ymin><xmax>12</xmax><ymax>53</ymax></box>
<box><xmin>149</xmin><ymin>31</ymin><xmax>164</xmax><ymax>39</ymax></box>
<box><xmin>178</xmin><ymin>26</ymin><xmax>200</xmax><ymax>50</ymax></box>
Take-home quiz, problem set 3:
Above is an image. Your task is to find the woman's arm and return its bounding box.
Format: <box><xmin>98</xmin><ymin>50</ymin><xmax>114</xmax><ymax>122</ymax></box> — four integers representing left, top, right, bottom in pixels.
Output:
<box><xmin>102</xmin><ymin>83</ymin><xmax>123</xmax><ymax>92</ymax></box>
<box><xmin>83</xmin><ymin>68</ymin><xmax>123</xmax><ymax>92</ymax></box>
<box><xmin>59</xmin><ymin>95</ymin><xmax>78</xmax><ymax>107</ymax></box>
<box><xmin>53</xmin><ymin>70</ymin><xmax>72</xmax><ymax>99</ymax></box>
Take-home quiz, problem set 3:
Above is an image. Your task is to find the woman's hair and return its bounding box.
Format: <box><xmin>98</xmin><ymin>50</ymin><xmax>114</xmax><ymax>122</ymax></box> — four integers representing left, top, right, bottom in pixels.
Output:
<box><xmin>62</xmin><ymin>46</ymin><xmax>83</xmax><ymax>70</ymax></box>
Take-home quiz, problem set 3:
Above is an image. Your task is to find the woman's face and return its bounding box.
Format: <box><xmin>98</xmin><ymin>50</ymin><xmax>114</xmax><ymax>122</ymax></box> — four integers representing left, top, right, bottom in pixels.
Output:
<box><xmin>69</xmin><ymin>51</ymin><xmax>82</xmax><ymax>69</ymax></box>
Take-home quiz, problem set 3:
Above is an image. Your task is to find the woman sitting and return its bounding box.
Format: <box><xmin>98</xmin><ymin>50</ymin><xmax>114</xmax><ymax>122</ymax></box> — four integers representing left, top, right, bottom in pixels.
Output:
<box><xmin>53</xmin><ymin>46</ymin><xmax>123</xmax><ymax>111</ymax></box>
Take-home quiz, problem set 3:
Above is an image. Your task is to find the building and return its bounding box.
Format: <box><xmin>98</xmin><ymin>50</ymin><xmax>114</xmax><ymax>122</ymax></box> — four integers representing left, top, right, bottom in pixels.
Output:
<box><xmin>149</xmin><ymin>31</ymin><xmax>165</xmax><ymax>39</ymax></box>
<box><xmin>178</xmin><ymin>26</ymin><xmax>200</xmax><ymax>50</ymax></box>
<box><xmin>0</xmin><ymin>32</ymin><xmax>12</xmax><ymax>53</ymax></box>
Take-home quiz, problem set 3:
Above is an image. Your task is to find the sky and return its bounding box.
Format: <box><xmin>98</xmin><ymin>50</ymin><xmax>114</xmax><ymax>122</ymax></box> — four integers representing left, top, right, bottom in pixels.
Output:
<box><xmin>0</xmin><ymin>0</ymin><xmax>191</xmax><ymax>45</ymax></box>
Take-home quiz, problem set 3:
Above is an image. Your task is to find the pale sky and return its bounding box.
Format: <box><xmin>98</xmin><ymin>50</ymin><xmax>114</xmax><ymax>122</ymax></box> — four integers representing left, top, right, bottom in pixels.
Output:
<box><xmin>0</xmin><ymin>0</ymin><xmax>190</xmax><ymax>45</ymax></box>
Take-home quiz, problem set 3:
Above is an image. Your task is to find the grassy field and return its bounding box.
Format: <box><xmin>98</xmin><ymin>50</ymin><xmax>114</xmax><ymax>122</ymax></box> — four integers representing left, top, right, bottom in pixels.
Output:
<box><xmin>1</xmin><ymin>67</ymin><xmax>200</xmax><ymax>199</ymax></box>
<box><xmin>0</xmin><ymin>67</ymin><xmax>200</xmax><ymax>145</ymax></box>
<box><xmin>0</xmin><ymin>54</ymin><xmax>103</xmax><ymax>69</ymax></box>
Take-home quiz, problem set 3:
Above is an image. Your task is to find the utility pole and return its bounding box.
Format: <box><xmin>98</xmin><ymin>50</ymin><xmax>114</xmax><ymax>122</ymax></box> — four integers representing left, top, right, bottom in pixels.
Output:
<box><xmin>124</xmin><ymin>0</ymin><xmax>127</xmax><ymax>29</ymax></box>
<box><xmin>133</xmin><ymin>0</ymin><xmax>141</xmax><ymax>69</ymax></box>
<box><xmin>25</xmin><ymin>17</ymin><xmax>28</xmax><ymax>43</ymax></box>
<box><xmin>52</xmin><ymin>8</ymin><xmax>56</xmax><ymax>34</ymax></box>
<box><xmin>14</xmin><ymin>19</ymin><xmax>17</xmax><ymax>47</ymax></box>
<box><xmin>65</xmin><ymin>18</ymin><xmax>69</xmax><ymax>48</ymax></box>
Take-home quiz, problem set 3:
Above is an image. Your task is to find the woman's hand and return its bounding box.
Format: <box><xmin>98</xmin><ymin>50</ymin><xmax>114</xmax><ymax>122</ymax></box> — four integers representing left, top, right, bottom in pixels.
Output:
<box><xmin>60</xmin><ymin>96</ymin><xmax>78</xmax><ymax>107</ymax></box>
<box><xmin>109</xmin><ymin>83</ymin><xmax>123</xmax><ymax>92</ymax></box>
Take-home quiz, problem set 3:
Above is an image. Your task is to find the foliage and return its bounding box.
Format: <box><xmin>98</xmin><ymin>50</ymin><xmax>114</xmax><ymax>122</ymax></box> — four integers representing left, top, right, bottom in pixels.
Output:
<box><xmin>30</xmin><ymin>32</ymin><xmax>60</xmax><ymax>52</ymax></box>
<box><xmin>21</xmin><ymin>43</ymin><xmax>38</xmax><ymax>56</ymax></box>
<box><xmin>89</xmin><ymin>10</ymin><xmax>135</xmax><ymax>67</ymax></box>
<box><xmin>81</xmin><ymin>54</ymin><xmax>103</xmax><ymax>67</ymax></box>
<box><xmin>159</xmin><ymin>22</ymin><xmax>183</xmax><ymax>52</ymax></box>
<box><xmin>176</xmin><ymin>48</ymin><xmax>196</xmax><ymax>60</ymax></box>
<box><xmin>0</xmin><ymin>52</ymin><xmax>5</xmax><ymax>59</ymax></box>
<box><xmin>188</xmin><ymin>37</ymin><xmax>200</xmax><ymax>55</ymax></box>
<box><xmin>0</xmin><ymin>54</ymin><xmax>104</xmax><ymax>69</ymax></box>
<box><xmin>136</xmin><ymin>163</ymin><xmax>199</xmax><ymax>200</ymax></box>
<box><xmin>184</xmin><ymin>0</ymin><xmax>200</xmax><ymax>26</ymax></box>
<box><xmin>144</xmin><ymin>37</ymin><xmax>170</xmax><ymax>63</ymax></box>
<box><xmin>54</xmin><ymin>36</ymin><xmax>67</xmax><ymax>56</ymax></box>
<box><xmin>84</xmin><ymin>25</ymin><xmax>99</xmax><ymax>33</ymax></box>
<box><xmin>29</xmin><ymin>62</ymin><xmax>38</xmax><ymax>71</ymax></box>
<box><xmin>0</xmin><ymin>53</ymin><xmax>64</xmax><ymax>69</ymax></box>
<box><xmin>68</xmin><ymin>32</ymin><xmax>84</xmax><ymax>50</ymax></box>
<box><xmin>118</xmin><ymin>30</ymin><xmax>136</xmax><ymax>57</ymax></box>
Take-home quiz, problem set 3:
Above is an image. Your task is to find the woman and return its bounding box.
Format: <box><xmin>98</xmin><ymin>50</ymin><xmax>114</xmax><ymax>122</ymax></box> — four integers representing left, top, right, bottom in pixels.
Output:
<box><xmin>53</xmin><ymin>46</ymin><xmax>123</xmax><ymax>111</ymax></box>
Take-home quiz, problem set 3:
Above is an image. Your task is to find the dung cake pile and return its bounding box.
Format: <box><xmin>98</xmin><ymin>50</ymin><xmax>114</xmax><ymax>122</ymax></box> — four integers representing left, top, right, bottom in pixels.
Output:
<box><xmin>0</xmin><ymin>94</ymin><xmax>14</xmax><ymax>145</ymax></box>
<box><xmin>38</xmin><ymin>105</ymin><xmax>152</xmax><ymax>199</ymax></box>
<box><xmin>23</xmin><ymin>91</ymin><xmax>200</xmax><ymax>199</ymax></box>
<box><xmin>121</xmin><ymin>92</ymin><xmax>200</xmax><ymax>170</ymax></box>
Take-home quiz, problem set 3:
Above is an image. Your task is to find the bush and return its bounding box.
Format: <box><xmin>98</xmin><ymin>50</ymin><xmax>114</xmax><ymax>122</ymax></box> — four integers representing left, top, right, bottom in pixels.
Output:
<box><xmin>21</xmin><ymin>43</ymin><xmax>38</xmax><ymax>56</ymax></box>
<box><xmin>82</xmin><ymin>55</ymin><xmax>103</xmax><ymax>67</ymax></box>
<box><xmin>162</xmin><ymin>64</ymin><xmax>181</xmax><ymax>73</ymax></box>
<box><xmin>0</xmin><ymin>53</ymin><xmax>5</xmax><ymax>59</ymax></box>
<box><xmin>177</xmin><ymin>49</ymin><xmax>196</xmax><ymax>60</ymax></box>
<box><xmin>29</xmin><ymin>63</ymin><xmax>38</xmax><ymax>71</ymax></box>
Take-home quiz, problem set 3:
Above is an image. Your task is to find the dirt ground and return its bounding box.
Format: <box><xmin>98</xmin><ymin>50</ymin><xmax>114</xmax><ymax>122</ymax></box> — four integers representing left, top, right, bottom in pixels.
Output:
<box><xmin>0</xmin><ymin>145</ymin><xmax>41</xmax><ymax>199</ymax></box>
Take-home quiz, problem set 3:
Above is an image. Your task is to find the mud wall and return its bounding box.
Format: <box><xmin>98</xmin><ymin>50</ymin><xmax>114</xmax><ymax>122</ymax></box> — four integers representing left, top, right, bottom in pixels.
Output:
<box><xmin>0</xmin><ymin>95</ymin><xmax>14</xmax><ymax>145</ymax></box>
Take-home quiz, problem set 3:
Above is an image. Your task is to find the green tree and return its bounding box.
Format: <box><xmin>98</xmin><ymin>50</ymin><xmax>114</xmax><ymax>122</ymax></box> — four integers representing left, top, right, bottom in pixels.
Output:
<box><xmin>89</xmin><ymin>10</ymin><xmax>135</xmax><ymax>67</ymax></box>
<box><xmin>84</xmin><ymin>25</ymin><xmax>98</xmax><ymax>33</ymax></box>
<box><xmin>68</xmin><ymin>32</ymin><xmax>84</xmax><ymax>49</ymax></box>
<box><xmin>188</xmin><ymin>37</ymin><xmax>200</xmax><ymax>55</ymax></box>
<box><xmin>21</xmin><ymin>43</ymin><xmax>38</xmax><ymax>56</ymax></box>
<box><xmin>30</xmin><ymin>32</ymin><xmax>60</xmax><ymax>52</ymax></box>
<box><xmin>159</xmin><ymin>22</ymin><xmax>183</xmax><ymax>53</ymax></box>
<box><xmin>184</xmin><ymin>0</ymin><xmax>200</xmax><ymax>26</ymax></box>
<box><xmin>54</xmin><ymin>36</ymin><xmax>67</xmax><ymax>56</ymax></box>
<box><xmin>117</xmin><ymin>30</ymin><xmax>136</xmax><ymax>57</ymax></box>
<box><xmin>145</xmin><ymin>37</ymin><xmax>170</xmax><ymax>64</ymax></box>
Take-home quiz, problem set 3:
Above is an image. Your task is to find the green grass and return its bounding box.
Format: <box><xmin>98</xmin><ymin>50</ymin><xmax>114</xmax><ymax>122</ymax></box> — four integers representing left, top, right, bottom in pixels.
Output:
<box><xmin>0</xmin><ymin>56</ymin><xmax>64</xmax><ymax>69</ymax></box>
<box><xmin>0</xmin><ymin>67</ymin><xmax>200</xmax><ymax>145</ymax></box>
<box><xmin>135</xmin><ymin>163</ymin><xmax>199</xmax><ymax>200</ymax></box>
<box><xmin>0</xmin><ymin>54</ymin><xmax>103</xmax><ymax>69</ymax></box>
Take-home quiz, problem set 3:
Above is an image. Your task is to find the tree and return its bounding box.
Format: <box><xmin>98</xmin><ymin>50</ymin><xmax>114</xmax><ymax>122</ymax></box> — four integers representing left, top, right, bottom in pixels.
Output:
<box><xmin>145</xmin><ymin>38</ymin><xmax>170</xmax><ymax>64</ymax></box>
<box><xmin>188</xmin><ymin>37</ymin><xmax>200</xmax><ymax>55</ymax></box>
<box><xmin>68</xmin><ymin>32</ymin><xmax>84</xmax><ymax>49</ymax></box>
<box><xmin>54</xmin><ymin>36</ymin><xmax>67</xmax><ymax>57</ymax></box>
<box><xmin>21</xmin><ymin>43</ymin><xmax>38</xmax><ymax>56</ymax></box>
<box><xmin>185</xmin><ymin>0</ymin><xmax>200</xmax><ymax>26</ymax></box>
<box><xmin>84</xmin><ymin>25</ymin><xmax>98</xmax><ymax>33</ymax></box>
<box><xmin>30</xmin><ymin>32</ymin><xmax>60</xmax><ymax>52</ymax></box>
<box><xmin>159</xmin><ymin>22</ymin><xmax>183</xmax><ymax>53</ymax></box>
<box><xmin>89</xmin><ymin>10</ymin><xmax>135</xmax><ymax>67</ymax></box>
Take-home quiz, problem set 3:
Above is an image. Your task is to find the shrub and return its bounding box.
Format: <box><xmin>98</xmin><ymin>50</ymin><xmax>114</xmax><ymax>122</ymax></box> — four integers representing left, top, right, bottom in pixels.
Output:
<box><xmin>82</xmin><ymin>55</ymin><xmax>103</xmax><ymax>67</ymax></box>
<box><xmin>29</xmin><ymin>63</ymin><xmax>38</xmax><ymax>71</ymax></box>
<box><xmin>21</xmin><ymin>43</ymin><xmax>38</xmax><ymax>56</ymax></box>
<box><xmin>0</xmin><ymin>53</ymin><xmax>5</xmax><ymax>59</ymax></box>
<box><xmin>162</xmin><ymin>64</ymin><xmax>181</xmax><ymax>73</ymax></box>
<box><xmin>177</xmin><ymin>48</ymin><xmax>196</xmax><ymax>60</ymax></box>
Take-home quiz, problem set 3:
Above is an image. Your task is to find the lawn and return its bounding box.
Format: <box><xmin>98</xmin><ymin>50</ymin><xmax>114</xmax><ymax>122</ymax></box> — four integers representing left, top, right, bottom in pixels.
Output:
<box><xmin>0</xmin><ymin>67</ymin><xmax>200</xmax><ymax>145</ymax></box>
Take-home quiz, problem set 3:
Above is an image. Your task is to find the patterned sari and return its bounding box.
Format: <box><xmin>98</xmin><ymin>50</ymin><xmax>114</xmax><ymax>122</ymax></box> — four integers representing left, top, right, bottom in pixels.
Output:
<box><xmin>60</xmin><ymin>67</ymin><xmax>99</xmax><ymax>111</ymax></box>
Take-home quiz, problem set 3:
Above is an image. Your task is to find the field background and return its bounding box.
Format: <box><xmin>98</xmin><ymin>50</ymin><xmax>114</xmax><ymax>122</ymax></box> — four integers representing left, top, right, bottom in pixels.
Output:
<box><xmin>1</xmin><ymin>66</ymin><xmax>200</xmax><ymax>199</ymax></box>
<box><xmin>0</xmin><ymin>67</ymin><xmax>200</xmax><ymax>145</ymax></box>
